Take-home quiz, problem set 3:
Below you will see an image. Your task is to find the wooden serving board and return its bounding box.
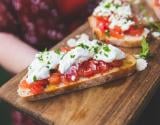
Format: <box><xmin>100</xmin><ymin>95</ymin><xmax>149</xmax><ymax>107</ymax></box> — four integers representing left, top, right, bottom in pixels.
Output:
<box><xmin>0</xmin><ymin>1</ymin><xmax>160</xmax><ymax>125</ymax></box>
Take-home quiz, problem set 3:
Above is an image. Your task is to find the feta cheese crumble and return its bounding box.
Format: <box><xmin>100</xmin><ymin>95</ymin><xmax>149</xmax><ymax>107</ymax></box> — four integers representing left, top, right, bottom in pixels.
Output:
<box><xmin>93</xmin><ymin>0</ymin><xmax>135</xmax><ymax>31</ymax></box>
<box><xmin>136</xmin><ymin>58</ymin><xmax>148</xmax><ymax>71</ymax></box>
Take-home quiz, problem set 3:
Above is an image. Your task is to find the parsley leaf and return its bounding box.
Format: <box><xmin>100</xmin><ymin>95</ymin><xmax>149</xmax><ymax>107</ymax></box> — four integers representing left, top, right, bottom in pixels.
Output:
<box><xmin>104</xmin><ymin>3</ymin><xmax>111</xmax><ymax>8</ymax></box>
<box><xmin>55</xmin><ymin>48</ymin><xmax>61</xmax><ymax>55</ymax></box>
<box><xmin>70</xmin><ymin>55</ymin><xmax>75</xmax><ymax>58</ymax></box>
<box><xmin>94</xmin><ymin>47</ymin><xmax>99</xmax><ymax>54</ymax></box>
<box><xmin>33</xmin><ymin>76</ymin><xmax>37</xmax><ymax>82</ymax></box>
<box><xmin>103</xmin><ymin>45</ymin><xmax>110</xmax><ymax>52</ymax></box>
<box><xmin>78</xmin><ymin>43</ymin><xmax>89</xmax><ymax>49</ymax></box>
<box><xmin>140</xmin><ymin>37</ymin><xmax>150</xmax><ymax>59</ymax></box>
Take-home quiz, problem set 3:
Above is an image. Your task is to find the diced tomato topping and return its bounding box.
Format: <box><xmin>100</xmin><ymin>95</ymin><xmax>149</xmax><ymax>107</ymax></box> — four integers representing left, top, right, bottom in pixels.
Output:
<box><xmin>27</xmin><ymin>59</ymin><xmax>123</xmax><ymax>93</ymax></box>
<box><xmin>30</xmin><ymin>79</ymin><xmax>48</xmax><ymax>95</ymax></box>
<box><xmin>97</xmin><ymin>61</ymin><xmax>110</xmax><ymax>73</ymax></box>
<box><xmin>78</xmin><ymin>59</ymin><xmax>98</xmax><ymax>77</ymax></box>
<box><xmin>125</xmin><ymin>25</ymin><xmax>144</xmax><ymax>36</ymax></box>
<box><xmin>60</xmin><ymin>47</ymin><xmax>71</xmax><ymax>53</ymax></box>
<box><xmin>62</xmin><ymin>65</ymin><xmax>79</xmax><ymax>83</ymax></box>
<box><xmin>110</xmin><ymin>60</ymin><xmax>123</xmax><ymax>67</ymax></box>
<box><xmin>19</xmin><ymin>80</ymin><xmax>31</xmax><ymax>89</ymax></box>
<box><xmin>96</xmin><ymin>17</ymin><xmax>109</xmax><ymax>32</ymax></box>
<box><xmin>48</xmin><ymin>73</ymin><xmax>61</xmax><ymax>85</ymax></box>
<box><xmin>110</xmin><ymin>26</ymin><xmax>124</xmax><ymax>39</ymax></box>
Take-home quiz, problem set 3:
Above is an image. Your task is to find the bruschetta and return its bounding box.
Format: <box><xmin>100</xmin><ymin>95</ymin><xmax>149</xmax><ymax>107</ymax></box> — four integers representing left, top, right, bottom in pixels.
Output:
<box><xmin>88</xmin><ymin>0</ymin><xmax>150</xmax><ymax>47</ymax></box>
<box><xmin>18</xmin><ymin>34</ymin><xmax>136</xmax><ymax>101</ymax></box>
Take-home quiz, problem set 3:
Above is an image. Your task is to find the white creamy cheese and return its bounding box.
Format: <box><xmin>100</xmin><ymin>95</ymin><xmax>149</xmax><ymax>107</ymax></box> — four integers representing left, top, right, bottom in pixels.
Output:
<box><xmin>94</xmin><ymin>44</ymin><xmax>126</xmax><ymax>63</ymax></box>
<box><xmin>67</xmin><ymin>38</ymin><xmax>77</xmax><ymax>47</ymax></box>
<box><xmin>136</xmin><ymin>58</ymin><xmax>148</xmax><ymax>71</ymax></box>
<box><xmin>26</xmin><ymin>51</ymin><xmax>63</xmax><ymax>83</ymax></box>
<box><xmin>93</xmin><ymin>0</ymin><xmax>122</xmax><ymax>16</ymax></box>
<box><xmin>58</xmin><ymin>47</ymin><xmax>92</xmax><ymax>74</ymax></box>
<box><xmin>152</xmin><ymin>32</ymin><xmax>160</xmax><ymax>38</ymax></box>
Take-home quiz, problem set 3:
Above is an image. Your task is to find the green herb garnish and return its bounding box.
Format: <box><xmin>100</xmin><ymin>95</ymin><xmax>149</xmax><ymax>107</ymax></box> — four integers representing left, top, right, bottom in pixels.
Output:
<box><xmin>103</xmin><ymin>45</ymin><xmax>110</xmax><ymax>52</ymax></box>
<box><xmin>104</xmin><ymin>3</ymin><xmax>111</xmax><ymax>8</ymax></box>
<box><xmin>94</xmin><ymin>47</ymin><xmax>99</xmax><ymax>54</ymax></box>
<box><xmin>115</xmin><ymin>4</ymin><xmax>120</xmax><ymax>8</ymax></box>
<box><xmin>38</xmin><ymin>55</ymin><xmax>43</xmax><ymax>61</ymax></box>
<box><xmin>78</xmin><ymin>43</ymin><xmax>89</xmax><ymax>49</ymax></box>
<box><xmin>55</xmin><ymin>48</ymin><xmax>61</xmax><ymax>55</ymax></box>
<box><xmin>140</xmin><ymin>37</ymin><xmax>150</xmax><ymax>59</ymax></box>
<box><xmin>33</xmin><ymin>76</ymin><xmax>37</xmax><ymax>82</ymax></box>
<box><xmin>70</xmin><ymin>55</ymin><xmax>75</xmax><ymax>58</ymax></box>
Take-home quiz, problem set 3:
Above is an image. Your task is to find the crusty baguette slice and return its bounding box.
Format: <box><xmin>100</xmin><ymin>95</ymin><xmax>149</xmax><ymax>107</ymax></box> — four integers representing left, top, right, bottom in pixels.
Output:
<box><xmin>88</xmin><ymin>16</ymin><xmax>149</xmax><ymax>47</ymax></box>
<box><xmin>18</xmin><ymin>54</ymin><xmax>136</xmax><ymax>101</ymax></box>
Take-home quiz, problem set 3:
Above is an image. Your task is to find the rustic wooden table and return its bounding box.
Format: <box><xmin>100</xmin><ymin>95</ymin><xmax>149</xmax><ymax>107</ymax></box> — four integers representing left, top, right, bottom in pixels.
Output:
<box><xmin>0</xmin><ymin>1</ymin><xmax>160</xmax><ymax>125</ymax></box>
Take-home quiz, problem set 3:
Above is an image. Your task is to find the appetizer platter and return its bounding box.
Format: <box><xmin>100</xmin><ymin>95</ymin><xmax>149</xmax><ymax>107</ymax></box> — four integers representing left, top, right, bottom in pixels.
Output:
<box><xmin>0</xmin><ymin>0</ymin><xmax>160</xmax><ymax>125</ymax></box>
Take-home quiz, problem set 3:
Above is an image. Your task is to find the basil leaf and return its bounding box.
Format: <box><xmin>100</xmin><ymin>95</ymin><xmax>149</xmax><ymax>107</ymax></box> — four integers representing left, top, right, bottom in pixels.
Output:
<box><xmin>140</xmin><ymin>37</ymin><xmax>150</xmax><ymax>59</ymax></box>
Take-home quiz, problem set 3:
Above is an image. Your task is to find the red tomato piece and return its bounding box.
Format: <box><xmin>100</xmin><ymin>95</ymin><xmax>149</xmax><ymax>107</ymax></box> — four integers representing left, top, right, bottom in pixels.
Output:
<box><xmin>48</xmin><ymin>73</ymin><xmax>61</xmax><ymax>85</ymax></box>
<box><xmin>82</xmin><ymin>67</ymin><xmax>95</xmax><ymax>77</ymax></box>
<box><xmin>30</xmin><ymin>80</ymin><xmax>48</xmax><ymax>95</ymax></box>
<box><xmin>19</xmin><ymin>80</ymin><xmax>31</xmax><ymax>89</ymax></box>
<box><xmin>125</xmin><ymin>25</ymin><xmax>144</xmax><ymax>36</ymax></box>
<box><xmin>96</xmin><ymin>17</ymin><xmax>109</xmax><ymax>32</ymax></box>
<box><xmin>78</xmin><ymin>59</ymin><xmax>98</xmax><ymax>77</ymax></box>
<box><xmin>97</xmin><ymin>61</ymin><xmax>110</xmax><ymax>73</ymax></box>
<box><xmin>60</xmin><ymin>47</ymin><xmax>71</xmax><ymax>53</ymax></box>
<box><xmin>63</xmin><ymin>65</ymin><xmax>79</xmax><ymax>82</ymax></box>
<box><xmin>110</xmin><ymin>26</ymin><xmax>124</xmax><ymax>39</ymax></box>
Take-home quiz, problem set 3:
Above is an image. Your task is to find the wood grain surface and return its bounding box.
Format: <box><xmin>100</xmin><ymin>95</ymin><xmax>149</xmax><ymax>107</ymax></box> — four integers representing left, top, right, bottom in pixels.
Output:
<box><xmin>0</xmin><ymin>1</ymin><xmax>160</xmax><ymax>125</ymax></box>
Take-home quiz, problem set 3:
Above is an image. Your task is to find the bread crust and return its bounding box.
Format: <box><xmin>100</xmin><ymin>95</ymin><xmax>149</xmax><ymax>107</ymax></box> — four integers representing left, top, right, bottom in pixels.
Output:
<box><xmin>88</xmin><ymin>16</ymin><xmax>149</xmax><ymax>48</ymax></box>
<box><xmin>18</xmin><ymin>55</ymin><xmax>136</xmax><ymax>101</ymax></box>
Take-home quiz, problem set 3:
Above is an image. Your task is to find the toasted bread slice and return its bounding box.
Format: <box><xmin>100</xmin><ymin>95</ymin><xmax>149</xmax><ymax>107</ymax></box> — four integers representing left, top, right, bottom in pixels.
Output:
<box><xmin>18</xmin><ymin>54</ymin><xmax>136</xmax><ymax>101</ymax></box>
<box><xmin>88</xmin><ymin>16</ymin><xmax>149</xmax><ymax>47</ymax></box>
